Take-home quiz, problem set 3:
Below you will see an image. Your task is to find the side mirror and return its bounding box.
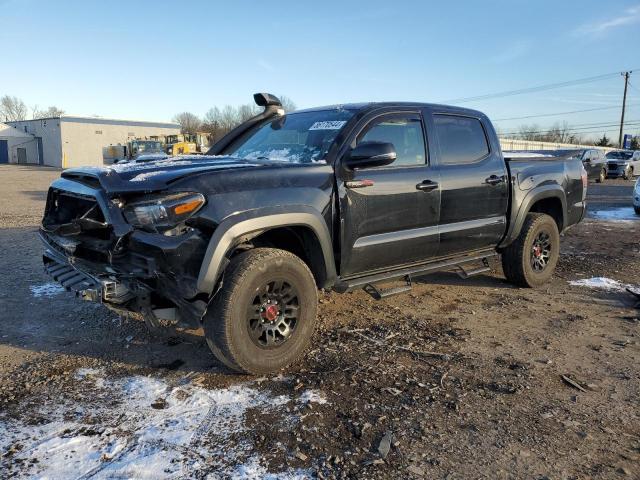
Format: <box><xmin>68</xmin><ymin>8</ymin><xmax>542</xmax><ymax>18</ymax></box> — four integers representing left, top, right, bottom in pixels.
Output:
<box><xmin>344</xmin><ymin>141</ymin><xmax>397</xmax><ymax>169</ymax></box>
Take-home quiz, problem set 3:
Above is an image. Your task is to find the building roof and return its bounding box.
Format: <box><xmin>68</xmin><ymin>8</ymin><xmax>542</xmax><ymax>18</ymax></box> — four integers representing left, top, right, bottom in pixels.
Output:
<box><xmin>0</xmin><ymin>122</ymin><xmax>35</xmax><ymax>138</ymax></box>
<box><xmin>7</xmin><ymin>116</ymin><xmax>179</xmax><ymax>129</ymax></box>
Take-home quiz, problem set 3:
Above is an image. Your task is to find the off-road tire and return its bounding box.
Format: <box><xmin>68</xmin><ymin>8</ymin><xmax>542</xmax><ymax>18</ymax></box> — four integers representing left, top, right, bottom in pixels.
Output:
<box><xmin>501</xmin><ymin>213</ymin><xmax>560</xmax><ymax>288</ymax></box>
<box><xmin>203</xmin><ymin>248</ymin><xmax>318</xmax><ymax>374</ymax></box>
<box><xmin>596</xmin><ymin>168</ymin><xmax>606</xmax><ymax>183</ymax></box>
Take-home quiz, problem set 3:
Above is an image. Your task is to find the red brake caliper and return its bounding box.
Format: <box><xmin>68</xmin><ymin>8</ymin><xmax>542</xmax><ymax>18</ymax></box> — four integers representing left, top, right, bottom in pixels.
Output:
<box><xmin>262</xmin><ymin>304</ymin><xmax>280</xmax><ymax>322</ymax></box>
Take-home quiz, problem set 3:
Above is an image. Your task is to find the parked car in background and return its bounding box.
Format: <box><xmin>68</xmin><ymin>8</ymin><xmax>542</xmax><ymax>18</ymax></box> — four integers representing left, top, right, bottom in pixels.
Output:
<box><xmin>605</xmin><ymin>150</ymin><xmax>640</xmax><ymax>180</ymax></box>
<box><xmin>578</xmin><ymin>149</ymin><xmax>607</xmax><ymax>183</ymax></box>
<box><xmin>634</xmin><ymin>177</ymin><xmax>640</xmax><ymax>215</ymax></box>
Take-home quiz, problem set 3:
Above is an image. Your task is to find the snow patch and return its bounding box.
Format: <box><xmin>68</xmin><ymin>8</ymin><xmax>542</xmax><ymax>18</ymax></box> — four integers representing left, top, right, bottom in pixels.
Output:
<box><xmin>503</xmin><ymin>151</ymin><xmax>554</xmax><ymax>158</ymax></box>
<box><xmin>135</xmin><ymin>153</ymin><xmax>168</xmax><ymax>161</ymax></box>
<box><xmin>1</xmin><ymin>370</ymin><xmax>312</xmax><ymax>478</ymax></box>
<box><xmin>589</xmin><ymin>207</ymin><xmax>638</xmax><ymax>222</ymax></box>
<box><xmin>298</xmin><ymin>389</ymin><xmax>328</xmax><ymax>404</ymax></box>
<box><xmin>569</xmin><ymin>277</ymin><xmax>632</xmax><ymax>291</ymax></box>
<box><xmin>128</xmin><ymin>170</ymin><xmax>168</xmax><ymax>182</ymax></box>
<box><xmin>29</xmin><ymin>282</ymin><xmax>65</xmax><ymax>298</ymax></box>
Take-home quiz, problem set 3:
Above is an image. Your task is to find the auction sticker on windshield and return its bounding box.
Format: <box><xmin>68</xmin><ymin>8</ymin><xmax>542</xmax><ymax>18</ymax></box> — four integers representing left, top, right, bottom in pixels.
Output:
<box><xmin>309</xmin><ymin>121</ymin><xmax>347</xmax><ymax>130</ymax></box>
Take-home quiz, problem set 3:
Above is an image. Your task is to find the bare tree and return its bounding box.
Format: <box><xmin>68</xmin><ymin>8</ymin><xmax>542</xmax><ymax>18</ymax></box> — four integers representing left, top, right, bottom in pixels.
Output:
<box><xmin>0</xmin><ymin>95</ymin><xmax>28</xmax><ymax>122</ymax></box>
<box><xmin>278</xmin><ymin>95</ymin><xmax>297</xmax><ymax>112</ymax></box>
<box><xmin>237</xmin><ymin>103</ymin><xmax>260</xmax><ymax>122</ymax></box>
<box><xmin>32</xmin><ymin>105</ymin><xmax>65</xmax><ymax>119</ymax></box>
<box><xmin>200</xmin><ymin>94</ymin><xmax>297</xmax><ymax>142</ymax></box>
<box><xmin>515</xmin><ymin>121</ymin><xmax>584</xmax><ymax>145</ymax></box>
<box><xmin>172</xmin><ymin>112</ymin><xmax>202</xmax><ymax>134</ymax></box>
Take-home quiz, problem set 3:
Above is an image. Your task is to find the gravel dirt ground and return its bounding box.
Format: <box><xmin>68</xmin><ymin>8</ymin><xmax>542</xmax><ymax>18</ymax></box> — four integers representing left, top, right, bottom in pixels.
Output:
<box><xmin>0</xmin><ymin>164</ymin><xmax>638</xmax><ymax>479</ymax></box>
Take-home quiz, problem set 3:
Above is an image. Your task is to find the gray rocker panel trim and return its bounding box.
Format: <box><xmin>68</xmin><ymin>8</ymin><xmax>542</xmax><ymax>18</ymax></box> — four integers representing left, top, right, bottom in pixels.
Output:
<box><xmin>196</xmin><ymin>207</ymin><xmax>336</xmax><ymax>294</ymax></box>
<box><xmin>353</xmin><ymin>216</ymin><xmax>505</xmax><ymax>249</ymax></box>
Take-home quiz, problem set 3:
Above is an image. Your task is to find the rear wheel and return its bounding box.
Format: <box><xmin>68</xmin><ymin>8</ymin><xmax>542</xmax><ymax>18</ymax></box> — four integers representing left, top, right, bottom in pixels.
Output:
<box><xmin>635</xmin><ymin>206</ymin><xmax>640</xmax><ymax>215</ymax></box>
<box><xmin>501</xmin><ymin>213</ymin><xmax>560</xmax><ymax>288</ymax></box>
<box><xmin>203</xmin><ymin>248</ymin><xmax>318</xmax><ymax>374</ymax></box>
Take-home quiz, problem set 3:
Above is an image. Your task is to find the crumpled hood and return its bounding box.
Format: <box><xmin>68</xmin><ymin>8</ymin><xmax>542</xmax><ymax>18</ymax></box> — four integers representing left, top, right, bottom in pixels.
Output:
<box><xmin>62</xmin><ymin>155</ymin><xmax>262</xmax><ymax>193</ymax></box>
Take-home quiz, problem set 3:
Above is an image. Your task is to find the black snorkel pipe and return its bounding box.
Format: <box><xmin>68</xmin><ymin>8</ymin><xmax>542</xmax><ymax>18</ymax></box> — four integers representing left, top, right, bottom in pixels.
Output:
<box><xmin>206</xmin><ymin>93</ymin><xmax>285</xmax><ymax>155</ymax></box>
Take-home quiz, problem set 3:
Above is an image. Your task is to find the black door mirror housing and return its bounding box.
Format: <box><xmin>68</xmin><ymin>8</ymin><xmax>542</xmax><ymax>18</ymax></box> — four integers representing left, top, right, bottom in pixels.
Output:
<box><xmin>344</xmin><ymin>141</ymin><xmax>397</xmax><ymax>169</ymax></box>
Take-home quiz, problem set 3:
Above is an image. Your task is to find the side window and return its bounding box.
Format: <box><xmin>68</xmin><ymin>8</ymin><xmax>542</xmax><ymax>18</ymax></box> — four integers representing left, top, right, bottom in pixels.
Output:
<box><xmin>357</xmin><ymin>114</ymin><xmax>426</xmax><ymax>166</ymax></box>
<box><xmin>434</xmin><ymin>115</ymin><xmax>489</xmax><ymax>165</ymax></box>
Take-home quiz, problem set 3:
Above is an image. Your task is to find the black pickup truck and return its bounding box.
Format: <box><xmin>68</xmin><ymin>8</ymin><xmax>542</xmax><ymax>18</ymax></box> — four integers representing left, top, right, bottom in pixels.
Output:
<box><xmin>39</xmin><ymin>94</ymin><xmax>587</xmax><ymax>373</ymax></box>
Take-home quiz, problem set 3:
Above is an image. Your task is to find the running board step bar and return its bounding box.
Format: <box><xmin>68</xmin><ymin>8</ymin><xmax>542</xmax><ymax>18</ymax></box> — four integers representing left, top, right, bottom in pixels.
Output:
<box><xmin>334</xmin><ymin>250</ymin><xmax>497</xmax><ymax>294</ymax></box>
<box><xmin>456</xmin><ymin>257</ymin><xmax>491</xmax><ymax>279</ymax></box>
<box><xmin>364</xmin><ymin>276</ymin><xmax>412</xmax><ymax>300</ymax></box>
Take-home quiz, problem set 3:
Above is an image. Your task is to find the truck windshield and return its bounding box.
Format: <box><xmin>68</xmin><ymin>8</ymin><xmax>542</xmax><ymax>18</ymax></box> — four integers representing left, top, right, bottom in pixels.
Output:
<box><xmin>224</xmin><ymin>109</ymin><xmax>354</xmax><ymax>163</ymax></box>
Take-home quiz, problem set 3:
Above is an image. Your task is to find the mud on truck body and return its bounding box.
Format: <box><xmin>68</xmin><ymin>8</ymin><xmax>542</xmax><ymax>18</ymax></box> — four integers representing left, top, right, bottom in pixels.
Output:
<box><xmin>40</xmin><ymin>93</ymin><xmax>587</xmax><ymax>374</ymax></box>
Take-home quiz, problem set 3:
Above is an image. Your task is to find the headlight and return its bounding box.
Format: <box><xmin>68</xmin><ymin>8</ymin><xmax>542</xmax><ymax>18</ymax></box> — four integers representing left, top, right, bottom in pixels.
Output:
<box><xmin>123</xmin><ymin>192</ymin><xmax>205</xmax><ymax>231</ymax></box>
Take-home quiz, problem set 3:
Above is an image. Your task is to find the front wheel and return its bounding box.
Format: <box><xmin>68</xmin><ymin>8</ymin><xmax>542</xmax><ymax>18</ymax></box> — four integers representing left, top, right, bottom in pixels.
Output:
<box><xmin>596</xmin><ymin>168</ymin><xmax>606</xmax><ymax>183</ymax></box>
<box><xmin>501</xmin><ymin>213</ymin><xmax>560</xmax><ymax>288</ymax></box>
<box><xmin>203</xmin><ymin>248</ymin><xmax>318</xmax><ymax>374</ymax></box>
<box><xmin>624</xmin><ymin>167</ymin><xmax>633</xmax><ymax>180</ymax></box>
<box><xmin>635</xmin><ymin>206</ymin><xmax>640</xmax><ymax>216</ymax></box>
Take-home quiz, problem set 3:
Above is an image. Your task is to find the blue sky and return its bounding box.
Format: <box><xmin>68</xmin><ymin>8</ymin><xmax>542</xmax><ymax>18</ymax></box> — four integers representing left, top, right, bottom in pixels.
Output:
<box><xmin>1</xmin><ymin>0</ymin><xmax>639</xmax><ymax>139</ymax></box>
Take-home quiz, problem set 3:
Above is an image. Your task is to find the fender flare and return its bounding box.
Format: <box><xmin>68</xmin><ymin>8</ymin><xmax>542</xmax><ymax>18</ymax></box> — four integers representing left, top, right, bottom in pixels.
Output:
<box><xmin>499</xmin><ymin>185</ymin><xmax>567</xmax><ymax>249</ymax></box>
<box><xmin>196</xmin><ymin>206</ymin><xmax>337</xmax><ymax>295</ymax></box>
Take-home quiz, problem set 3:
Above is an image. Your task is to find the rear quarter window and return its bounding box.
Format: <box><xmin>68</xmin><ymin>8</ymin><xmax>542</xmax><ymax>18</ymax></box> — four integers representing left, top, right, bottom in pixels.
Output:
<box><xmin>434</xmin><ymin>115</ymin><xmax>489</xmax><ymax>165</ymax></box>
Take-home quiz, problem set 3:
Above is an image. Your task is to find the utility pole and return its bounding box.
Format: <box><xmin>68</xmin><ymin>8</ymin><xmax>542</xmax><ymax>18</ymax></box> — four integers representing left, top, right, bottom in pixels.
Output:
<box><xmin>619</xmin><ymin>71</ymin><xmax>631</xmax><ymax>148</ymax></box>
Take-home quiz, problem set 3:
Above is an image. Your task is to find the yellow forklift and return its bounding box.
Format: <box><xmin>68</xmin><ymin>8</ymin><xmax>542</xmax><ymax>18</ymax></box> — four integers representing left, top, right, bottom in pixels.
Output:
<box><xmin>165</xmin><ymin>133</ymin><xmax>211</xmax><ymax>155</ymax></box>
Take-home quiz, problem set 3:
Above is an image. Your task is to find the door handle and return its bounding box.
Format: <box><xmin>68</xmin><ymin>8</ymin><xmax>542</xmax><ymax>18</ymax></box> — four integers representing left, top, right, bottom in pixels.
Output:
<box><xmin>416</xmin><ymin>180</ymin><xmax>439</xmax><ymax>192</ymax></box>
<box><xmin>485</xmin><ymin>175</ymin><xmax>505</xmax><ymax>185</ymax></box>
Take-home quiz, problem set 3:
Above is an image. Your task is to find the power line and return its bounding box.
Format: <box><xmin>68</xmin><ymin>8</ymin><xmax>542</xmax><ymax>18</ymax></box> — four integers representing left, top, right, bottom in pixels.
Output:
<box><xmin>492</xmin><ymin>103</ymin><xmax>640</xmax><ymax>122</ymax></box>
<box><xmin>440</xmin><ymin>69</ymin><xmax>638</xmax><ymax>104</ymax></box>
<box><xmin>627</xmin><ymin>81</ymin><xmax>640</xmax><ymax>95</ymax></box>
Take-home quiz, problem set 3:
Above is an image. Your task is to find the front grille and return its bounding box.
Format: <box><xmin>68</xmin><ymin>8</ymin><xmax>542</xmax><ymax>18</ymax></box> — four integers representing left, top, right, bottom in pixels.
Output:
<box><xmin>43</xmin><ymin>188</ymin><xmax>112</xmax><ymax>241</ymax></box>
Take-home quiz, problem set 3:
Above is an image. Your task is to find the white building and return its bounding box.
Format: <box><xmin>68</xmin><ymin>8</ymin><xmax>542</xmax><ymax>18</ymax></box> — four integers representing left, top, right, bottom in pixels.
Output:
<box><xmin>6</xmin><ymin>116</ymin><xmax>180</xmax><ymax>168</ymax></box>
<box><xmin>0</xmin><ymin>122</ymin><xmax>39</xmax><ymax>164</ymax></box>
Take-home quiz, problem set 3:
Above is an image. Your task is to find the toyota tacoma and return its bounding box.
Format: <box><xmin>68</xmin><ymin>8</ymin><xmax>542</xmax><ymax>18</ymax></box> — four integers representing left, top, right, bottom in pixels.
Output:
<box><xmin>39</xmin><ymin>93</ymin><xmax>587</xmax><ymax>374</ymax></box>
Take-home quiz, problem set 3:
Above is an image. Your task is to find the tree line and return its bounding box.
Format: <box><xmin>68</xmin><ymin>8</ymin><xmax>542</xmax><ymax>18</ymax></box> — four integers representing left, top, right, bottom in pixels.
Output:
<box><xmin>0</xmin><ymin>95</ymin><xmax>64</xmax><ymax>122</ymax></box>
<box><xmin>501</xmin><ymin>120</ymin><xmax>639</xmax><ymax>148</ymax></box>
<box><xmin>1</xmin><ymin>93</ymin><xmax>297</xmax><ymax>145</ymax></box>
<box><xmin>171</xmin><ymin>95</ymin><xmax>296</xmax><ymax>142</ymax></box>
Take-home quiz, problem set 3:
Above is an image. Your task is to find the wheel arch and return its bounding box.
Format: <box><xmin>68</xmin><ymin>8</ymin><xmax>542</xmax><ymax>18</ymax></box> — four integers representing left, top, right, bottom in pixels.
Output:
<box><xmin>500</xmin><ymin>186</ymin><xmax>566</xmax><ymax>249</ymax></box>
<box><xmin>196</xmin><ymin>207</ymin><xmax>337</xmax><ymax>295</ymax></box>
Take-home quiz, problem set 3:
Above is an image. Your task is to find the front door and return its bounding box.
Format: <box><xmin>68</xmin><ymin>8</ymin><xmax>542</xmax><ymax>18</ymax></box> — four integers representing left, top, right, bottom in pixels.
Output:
<box><xmin>0</xmin><ymin>140</ymin><xmax>7</xmax><ymax>164</ymax></box>
<box><xmin>339</xmin><ymin>112</ymin><xmax>441</xmax><ymax>277</ymax></box>
<box><xmin>427</xmin><ymin>111</ymin><xmax>509</xmax><ymax>256</ymax></box>
<box><xmin>17</xmin><ymin>147</ymin><xmax>27</xmax><ymax>164</ymax></box>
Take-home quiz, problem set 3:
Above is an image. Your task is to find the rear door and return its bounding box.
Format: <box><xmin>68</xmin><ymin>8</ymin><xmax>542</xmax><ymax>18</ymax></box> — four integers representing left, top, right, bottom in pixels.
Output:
<box><xmin>338</xmin><ymin>110</ymin><xmax>441</xmax><ymax>277</ymax></box>
<box><xmin>425</xmin><ymin>109</ymin><xmax>509</xmax><ymax>256</ymax></box>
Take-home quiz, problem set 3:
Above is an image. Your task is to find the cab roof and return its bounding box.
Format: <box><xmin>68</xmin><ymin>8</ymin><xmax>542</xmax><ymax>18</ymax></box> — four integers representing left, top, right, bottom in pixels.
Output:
<box><xmin>293</xmin><ymin>102</ymin><xmax>486</xmax><ymax>118</ymax></box>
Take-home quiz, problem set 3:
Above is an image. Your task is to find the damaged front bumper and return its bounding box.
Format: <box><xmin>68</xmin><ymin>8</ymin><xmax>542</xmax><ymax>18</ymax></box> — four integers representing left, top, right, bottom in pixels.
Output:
<box><xmin>39</xmin><ymin>178</ymin><xmax>211</xmax><ymax>329</ymax></box>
